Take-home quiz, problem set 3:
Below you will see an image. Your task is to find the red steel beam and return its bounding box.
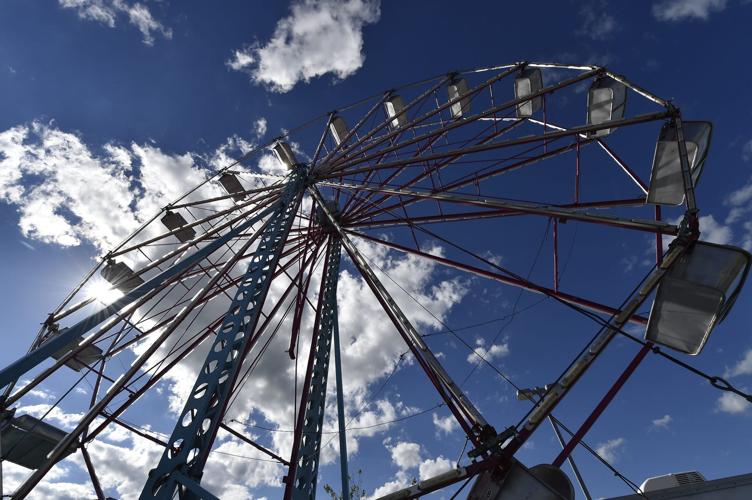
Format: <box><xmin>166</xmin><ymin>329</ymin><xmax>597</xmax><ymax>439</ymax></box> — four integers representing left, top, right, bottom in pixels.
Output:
<box><xmin>349</xmin><ymin>231</ymin><xmax>648</xmax><ymax>325</ymax></box>
<box><xmin>551</xmin><ymin>342</ymin><xmax>652</xmax><ymax>467</ymax></box>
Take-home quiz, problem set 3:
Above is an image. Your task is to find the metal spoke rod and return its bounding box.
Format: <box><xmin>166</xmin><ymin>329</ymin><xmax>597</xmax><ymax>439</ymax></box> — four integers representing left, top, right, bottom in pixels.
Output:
<box><xmin>9</xmin><ymin>191</ymin><xmax>285</xmax><ymax>499</ymax></box>
<box><xmin>322</xmin><ymin>67</ymin><xmax>600</xmax><ymax>176</ymax></box>
<box><xmin>311</xmin><ymin>188</ymin><xmax>491</xmax><ymax>446</ymax></box>
<box><xmin>505</xmin><ymin>239</ymin><xmax>690</xmax><ymax>455</ymax></box>
<box><xmin>321</xmin><ymin>110</ymin><xmax>670</xmax><ymax>179</ymax></box>
<box><xmin>0</xmin><ymin>199</ymin><xmax>282</xmax><ymax>392</ymax></box>
<box><xmin>324</xmin><ymin>181</ymin><xmax>677</xmax><ymax>235</ymax></box>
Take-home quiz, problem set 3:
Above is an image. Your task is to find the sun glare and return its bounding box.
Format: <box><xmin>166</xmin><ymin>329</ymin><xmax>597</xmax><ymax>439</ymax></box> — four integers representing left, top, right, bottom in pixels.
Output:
<box><xmin>84</xmin><ymin>277</ymin><xmax>124</xmax><ymax>304</ymax></box>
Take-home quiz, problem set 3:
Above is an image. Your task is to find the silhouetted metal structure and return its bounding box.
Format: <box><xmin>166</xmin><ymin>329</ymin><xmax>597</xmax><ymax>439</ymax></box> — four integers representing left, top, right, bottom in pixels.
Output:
<box><xmin>0</xmin><ymin>62</ymin><xmax>749</xmax><ymax>499</ymax></box>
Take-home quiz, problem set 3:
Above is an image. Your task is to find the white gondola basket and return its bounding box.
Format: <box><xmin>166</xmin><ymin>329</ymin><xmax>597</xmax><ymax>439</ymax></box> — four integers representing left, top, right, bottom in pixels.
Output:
<box><xmin>646</xmin><ymin>241</ymin><xmax>751</xmax><ymax>355</ymax></box>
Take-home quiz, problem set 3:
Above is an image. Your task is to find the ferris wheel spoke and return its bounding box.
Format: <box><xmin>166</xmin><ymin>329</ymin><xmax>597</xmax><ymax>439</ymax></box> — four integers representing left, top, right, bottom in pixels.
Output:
<box><xmin>288</xmin><ymin>217</ymin><xmax>327</xmax><ymax>359</ymax></box>
<box><xmin>325</xmin><ymin>180</ymin><xmax>675</xmax><ymax>235</ymax></box>
<box><xmin>168</xmin><ymin>182</ymin><xmax>284</xmax><ymax>210</ymax></box>
<box><xmin>343</xmin><ymin>115</ymin><xmax>527</xmax><ymax>220</ymax></box>
<box><xmin>85</xmin><ymin>316</ymin><xmax>227</xmax><ymax>443</ymax></box>
<box><xmin>345</xmin><ymin>197</ymin><xmax>648</xmax><ymax>230</ymax></box>
<box><xmin>109</xmin><ymin>188</ymin><xmax>281</xmax><ymax>259</ymax></box>
<box><xmin>321</xmin><ymin>109</ymin><xmax>671</xmax><ymax>180</ymax></box>
<box><xmin>343</xmin><ymin>118</ymin><xmax>539</xmax><ymax>222</ymax></box>
<box><xmin>316</xmin><ymin>96</ymin><xmax>387</xmax><ymax>170</ymax></box>
<box><xmin>346</xmin><ymin>230</ymin><xmax>648</xmax><ymax>325</ymax></box>
<box><xmin>513</xmin><ymin>116</ymin><xmax>651</xmax><ymax>195</ymax></box>
<box><xmin>311</xmin><ymin>189</ymin><xmax>492</xmax><ymax>449</ymax></box>
<box><xmin>338</xmin><ymin>125</ymin><xmax>450</xmax><ymax>215</ymax></box>
<box><xmin>321</xmin><ymin>67</ymin><xmax>600</xmax><ymax>177</ymax></box>
<box><xmin>322</xmin><ymin>76</ymin><xmax>453</xmax><ymax>171</ymax></box>
<box><xmin>323</xmin><ymin>65</ymin><xmax>529</xmax><ymax>174</ymax></box>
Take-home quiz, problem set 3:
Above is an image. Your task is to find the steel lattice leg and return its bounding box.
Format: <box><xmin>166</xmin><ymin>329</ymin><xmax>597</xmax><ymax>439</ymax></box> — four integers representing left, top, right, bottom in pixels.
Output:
<box><xmin>140</xmin><ymin>167</ymin><xmax>307</xmax><ymax>500</ymax></box>
<box><xmin>289</xmin><ymin>237</ymin><xmax>342</xmax><ymax>500</ymax></box>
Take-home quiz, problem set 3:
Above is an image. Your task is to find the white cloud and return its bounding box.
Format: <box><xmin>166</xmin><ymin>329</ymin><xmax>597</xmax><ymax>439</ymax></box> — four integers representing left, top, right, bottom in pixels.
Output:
<box><xmin>743</xmin><ymin>139</ymin><xmax>752</xmax><ymax>162</ymax></box>
<box><xmin>697</xmin><ymin>214</ymin><xmax>733</xmax><ymax>244</ymax></box>
<box><xmin>0</xmin><ymin>119</ymin><xmax>467</xmax><ymax>497</ymax></box>
<box><xmin>431</xmin><ymin>412</ymin><xmax>458</xmax><ymax>435</ymax></box>
<box><xmin>725</xmin><ymin>176</ymin><xmax>752</xmax><ymax>249</ymax></box>
<box><xmin>716</xmin><ymin>391</ymin><xmax>750</xmax><ymax>414</ymax></box>
<box><xmin>466</xmin><ymin>337</ymin><xmax>510</xmax><ymax>365</ymax></box>
<box><xmin>652</xmin><ymin>414</ymin><xmax>672</xmax><ymax>429</ymax></box>
<box><xmin>662</xmin><ymin>214</ymin><xmax>733</xmax><ymax>252</ymax></box>
<box><xmin>58</xmin><ymin>0</ymin><xmax>172</xmax><ymax>45</ymax></box>
<box><xmin>370</xmin><ymin>473</ymin><xmax>411</xmax><ymax>499</ymax></box>
<box><xmin>227</xmin><ymin>0</ymin><xmax>381</xmax><ymax>92</ymax></box>
<box><xmin>27</xmin><ymin>388</ymin><xmax>54</xmax><ymax>400</ymax></box>
<box><xmin>725</xmin><ymin>349</ymin><xmax>752</xmax><ymax>378</ymax></box>
<box><xmin>595</xmin><ymin>437</ymin><xmax>625</xmax><ymax>463</ymax></box>
<box><xmin>0</xmin><ymin>120</ymin><xmax>228</xmax><ymax>254</ymax></box>
<box><xmin>418</xmin><ymin>456</ymin><xmax>452</xmax><ymax>481</ymax></box>
<box><xmin>389</xmin><ymin>441</ymin><xmax>422</xmax><ymax>470</ymax></box>
<box><xmin>577</xmin><ymin>1</ymin><xmax>618</xmax><ymax>39</ymax></box>
<box><xmin>371</xmin><ymin>444</ymin><xmax>453</xmax><ymax>498</ymax></box>
<box><xmin>652</xmin><ymin>0</ymin><xmax>727</xmax><ymax>21</ymax></box>
<box><xmin>724</xmin><ymin>177</ymin><xmax>752</xmax><ymax>250</ymax></box>
<box><xmin>254</xmin><ymin>118</ymin><xmax>268</xmax><ymax>139</ymax></box>
<box><xmin>16</xmin><ymin>404</ymin><xmax>85</xmax><ymax>430</ymax></box>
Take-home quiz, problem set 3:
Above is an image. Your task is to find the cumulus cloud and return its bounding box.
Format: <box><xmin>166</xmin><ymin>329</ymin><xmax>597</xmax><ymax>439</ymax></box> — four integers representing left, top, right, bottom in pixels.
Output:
<box><xmin>0</xmin><ymin>121</ymin><xmax>219</xmax><ymax>253</ymax></box>
<box><xmin>577</xmin><ymin>0</ymin><xmax>618</xmax><ymax>39</ymax></box>
<box><xmin>652</xmin><ymin>0</ymin><xmax>727</xmax><ymax>21</ymax></box>
<box><xmin>0</xmin><ymin>118</ymin><xmax>466</xmax><ymax>497</ymax></box>
<box><xmin>226</xmin><ymin>0</ymin><xmax>381</xmax><ymax>92</ymax></box>
<box><xmin>418</xmin><ymin>456</ymin><xmax>452</xmax><ymax>481</ymax></box>
<box><xmin>743</xmin><ymin>139</ymin><xmax>752</xmax><ymax>162</ymax></box>
<box><xmin>595</xmin><ymin>437</ymin><xmax>625</xmax><ymax>463</ymax></box>
<box><xmin>466</xmin><ymin>337</ymin><xmax>510</xmax><ymax>365</ymax></box>
<box><xmin>58</xmin><ymin>0</ymin><xmax>172</xmax><ymax>45</ymax></box>
<box><xmin>371</xmin><ymin>442</ymin><xmax>455</xmax><ymax>497</ymax></box>
<box><xmin>662</xmin><ymin>214</ymin><xmax>733</xmax><ymax>252</ymax></box>
<box><xmin>254</xmin><ymin>117</ymin><xmax>268</xmax><ymax>139</ymax></box>
<box><xmin>716</xmin><ymin>391</ymin><xmax>750</xmax><ymax>414</ymax></box>
<box><xmin>389</xmin><ymin>441</ymin><xmax>422</xmax><ymax>470</ymax></box>
<box><xmin>725</xmin><ymin>349</ymin><xmax>752</xmax><ymax>378</ymax></box>
<box><xmin>652</xmin><ymin>414</ymin><xmax>672</xmax><ymax>429</ymax></box>
<box><xmin>697</xmin><ymin>214</ymin><xmax>733</xmax><ymax>244</ymax></box>
<box><xmin>725</xmin><ymin>176</ymin><xmax>752</xmax><ymax>249</ymax></box>
<box><xmin>432</xmin><ymin>412</ymin><xmax>458</xmax><ymax>435</ymax></box>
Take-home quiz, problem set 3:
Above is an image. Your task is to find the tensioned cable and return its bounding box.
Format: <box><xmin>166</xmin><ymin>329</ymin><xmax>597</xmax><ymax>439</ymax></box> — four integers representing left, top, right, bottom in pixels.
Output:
<box><xmin>338</xmin><ymin>185</ymin><xmax>752</xmax><ymax>403</ymax></box>
<box><xmin>350</xmin><ymin>222</ymin><xmax>646</xmax><ymax>496</ymax></box>
<box><xmin>346</xmin><ymin>238</ymin><xmax>640</xmax><ymax>497</ymax></box>
<box><xmin>330</xmin><ymin>186</ymin><xmax>748</xmax><ymax>496</ymax></box>
<box><xmin>223</xmin><ymin>238</ymin><xmax>328</xmax><ymax>417</ymax></box>
<box><xmin>233</xmin><ymin>402</ymin><xmax>444</xmax><ymax>436</ymax></box>
<box><xmin>461</xmin><ymin>218</ymin><xmax>551</xmax><ymax>386</ymax></box>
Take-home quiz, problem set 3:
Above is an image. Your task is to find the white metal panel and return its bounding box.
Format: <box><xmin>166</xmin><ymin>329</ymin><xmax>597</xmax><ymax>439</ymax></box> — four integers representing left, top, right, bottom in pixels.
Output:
<box><xmin>448</xmin><ymin>77</ymin><xmax>471</xmax><ymax>118</ymax></box>
<box><xmin>648</xmin><ymin>121</ymin><xmax>712</xmax><ymax>205</ymax></box>
<box><xmin>329</xmin><ymin>116</ymin><xmax>349</xmax><ymax>146</ymax></box>
<box><xmin>384</xmin><ymin>95</ymin><xmax>408</xmax><ymax>129</ymax></box>
<box><xmin>587</xmin><ymin>77</ymin><xmax>626</xmax><ymax>137</ymax></box>
<box><xmin>515</xmin><ymin>67</ymin><xmax>543</xmax><ymax>117</ymax></box>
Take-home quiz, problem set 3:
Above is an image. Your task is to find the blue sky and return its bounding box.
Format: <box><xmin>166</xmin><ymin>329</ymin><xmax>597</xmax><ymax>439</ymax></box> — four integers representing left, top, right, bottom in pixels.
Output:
<box><xmin>2</xmin><ymin>1</ymin><xmax>752</xmax><ymax>499</ymax></box>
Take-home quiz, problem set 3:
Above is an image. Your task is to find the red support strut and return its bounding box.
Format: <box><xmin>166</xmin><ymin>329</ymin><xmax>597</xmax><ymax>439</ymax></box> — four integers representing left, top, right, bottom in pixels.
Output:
<box><xmin>552</xmin><ymin>343</ymin><xmax>652</xmax><ymax>467</ymax></box>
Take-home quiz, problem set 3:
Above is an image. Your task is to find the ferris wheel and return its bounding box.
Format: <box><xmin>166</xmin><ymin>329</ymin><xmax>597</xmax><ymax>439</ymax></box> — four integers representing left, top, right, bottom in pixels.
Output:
<box><xmin>0</xmin><ymin>61</ymin><xmax>749</xmax><ymax>500</ymax></box>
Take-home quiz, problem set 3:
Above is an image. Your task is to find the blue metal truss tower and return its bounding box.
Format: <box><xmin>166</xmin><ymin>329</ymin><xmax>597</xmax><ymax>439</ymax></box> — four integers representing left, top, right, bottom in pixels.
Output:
<box><xmin>287</xmin><ymin>236</ymin><xmax>342</xmax><ymax>500</ymax></box>
<box><xmin>140</xmin><ymin>166</ymin><xmax>307</xmax><ymax>500</ymax></box>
